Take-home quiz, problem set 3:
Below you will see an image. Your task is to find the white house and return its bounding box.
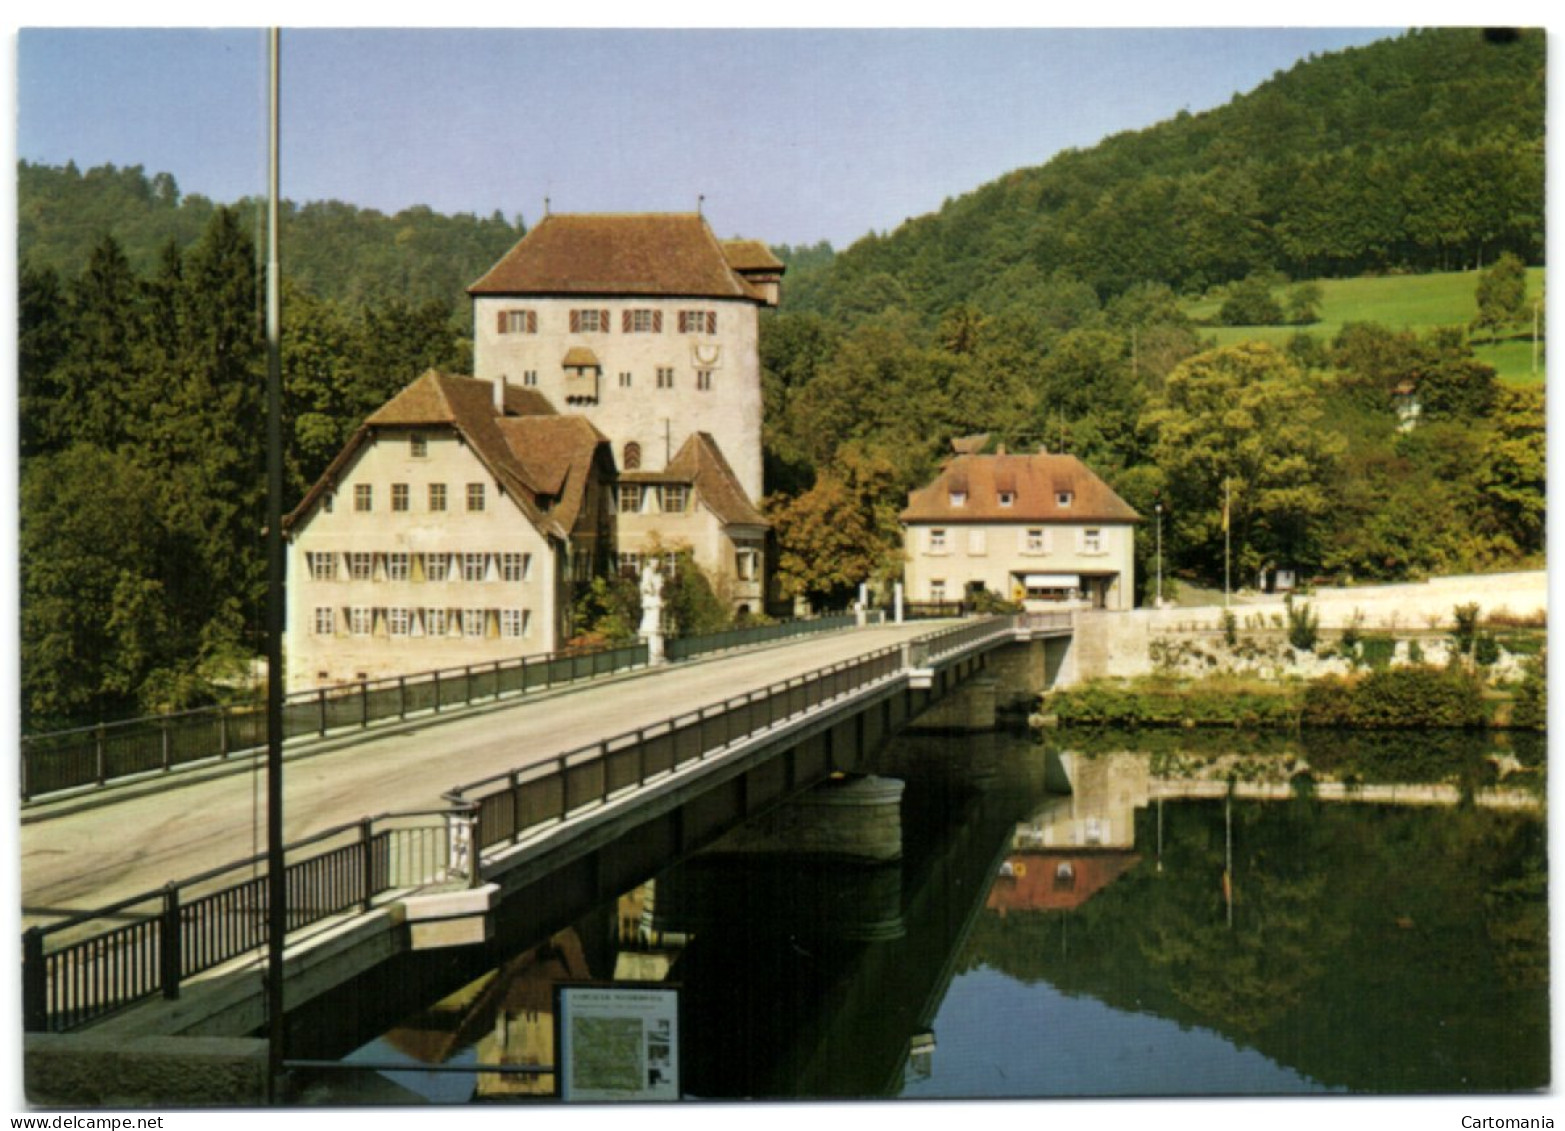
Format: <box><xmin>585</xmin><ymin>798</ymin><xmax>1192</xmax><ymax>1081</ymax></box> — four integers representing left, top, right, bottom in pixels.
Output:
<box><xmin>468</xmin><ymin>212</ymin><xmax>781</xmax><ymax>605</ymax></box>
<box><xmin>900</xmin><ymin>447</ymin><xmax>1140</xmax><ymax>611</ymax></box>
<box><xmin>282</xmin><ymin>370</ymin><xmax>614</xmax><ymax>691</ymax></box>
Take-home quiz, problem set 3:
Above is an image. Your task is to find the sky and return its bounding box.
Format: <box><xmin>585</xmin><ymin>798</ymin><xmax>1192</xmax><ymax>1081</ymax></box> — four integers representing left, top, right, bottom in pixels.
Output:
<box><xmin>11</xmin><ymin>24</ymin><xmax>1423</xmax><ymax>250</ymax></box>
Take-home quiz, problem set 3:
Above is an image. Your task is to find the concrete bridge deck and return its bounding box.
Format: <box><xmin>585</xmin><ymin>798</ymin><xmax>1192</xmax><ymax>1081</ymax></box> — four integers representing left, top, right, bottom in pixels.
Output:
<box><xmin>20</xmin><ymin>621</ymin><xmax>955</xmax><ymax>932</ymax></box>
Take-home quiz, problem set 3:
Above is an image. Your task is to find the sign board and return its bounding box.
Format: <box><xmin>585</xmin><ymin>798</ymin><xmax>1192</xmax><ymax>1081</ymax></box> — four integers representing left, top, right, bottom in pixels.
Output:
<box><xmin>554</xmin><ymin>983</ymin><xmax>681</xmax><ymax>1101</ymax></box>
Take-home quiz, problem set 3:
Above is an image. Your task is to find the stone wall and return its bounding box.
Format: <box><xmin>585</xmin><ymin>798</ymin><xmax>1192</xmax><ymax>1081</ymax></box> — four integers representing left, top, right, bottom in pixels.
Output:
<box><xmin>24</xmin><ymin>1034</ymin><xmax>268</xmax><ymax>1107</ymax></box>
<box><xmin>1070</xmin><ymin>571</ymin><xmax>1546</xmax><ymax>683</ymax></box>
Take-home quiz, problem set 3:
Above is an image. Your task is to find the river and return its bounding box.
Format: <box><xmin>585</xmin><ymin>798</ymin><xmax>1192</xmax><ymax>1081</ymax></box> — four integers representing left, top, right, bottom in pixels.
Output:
<box><xmin>301</xmin><ymin>724</ymin><xmax>1548</xmax><ymax>1103</ymax></box>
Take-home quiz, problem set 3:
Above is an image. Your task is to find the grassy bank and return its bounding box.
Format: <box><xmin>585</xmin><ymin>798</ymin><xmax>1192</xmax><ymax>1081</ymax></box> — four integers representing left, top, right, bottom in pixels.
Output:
<box><xmin>1183</xmin><ymin>268</ymin><xmax>1545</xmax><ymax>385</ymax></box>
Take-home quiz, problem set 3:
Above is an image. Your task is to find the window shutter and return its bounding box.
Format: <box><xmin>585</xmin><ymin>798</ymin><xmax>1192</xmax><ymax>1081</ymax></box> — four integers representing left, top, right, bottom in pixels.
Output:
<box><xmin>622</xmin><ymin>310</ymin><xmax>632</xmax><ymax>333</ymax></box>
<box><xmin>570</xmin><ymin>309</ymin><xmax>580</xmax><ymax>333</ymax></box>
<box><xmin>601</xmin><ymin>309</ymin><xmax>610</xmax><ymax>332</ymax></box>
<box><xmin>497</xmin><ymin>310</ymin><xmax>508</xmax><ymax>334</ymax></box>
<box><xmin>653</xmin><ymin>310</ymin><xmax>663</xmax><ymax>332</ymax></box>
<box><xmin>706</xmin><ymin>311</ymin><xmax>716</xmax><ymax>334</ymax></box>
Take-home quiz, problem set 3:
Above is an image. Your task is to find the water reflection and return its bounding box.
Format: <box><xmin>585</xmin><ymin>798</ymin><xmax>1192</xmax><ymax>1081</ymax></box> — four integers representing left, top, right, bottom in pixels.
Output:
<box><xmin>339</xmin><ymin>727</ymin><xmax>1547</xmax><ymax>1101</ymax></box>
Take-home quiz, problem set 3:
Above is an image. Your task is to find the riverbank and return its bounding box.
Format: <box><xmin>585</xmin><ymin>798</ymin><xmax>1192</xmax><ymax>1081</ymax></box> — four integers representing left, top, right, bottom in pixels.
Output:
<box><xmin>1040</xmin><ymin>663</ymin><xmax>1545</xmax><ymax>732</ymax></box>
<box><xmin>1067</xmin><ymin>570</ymin><xmax>1546</xmax><ymax>684</ymax></box>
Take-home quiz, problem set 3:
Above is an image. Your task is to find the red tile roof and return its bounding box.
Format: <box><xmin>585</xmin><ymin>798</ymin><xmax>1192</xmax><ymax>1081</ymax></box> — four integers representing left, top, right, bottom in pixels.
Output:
<box><xmin>900</xmin><ymin>452</ymin><xmax>1140</xmax><ymax>525</ymax></box>
<box><xmin>636</xmin><ymin>432</ymin><xmax>767</xmax><ymax>528</ymax></box>
<box><xmin>496</xmin><ymin>415</ymin><xmax>610</xmax><ymax>534</ymax></box>
<box><xmin>285</xmin><ymin>370</ymin><xmax>603</xmax><ymax>541</ymax></box>
<box><xmin>469</xmin><ymin>213</ymin><xmax>771</xmax><ymax>301</ymax></box>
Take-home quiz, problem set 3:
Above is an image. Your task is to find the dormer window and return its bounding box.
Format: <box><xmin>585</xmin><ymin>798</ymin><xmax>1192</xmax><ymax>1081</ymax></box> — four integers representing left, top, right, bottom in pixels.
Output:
<box><xmin>999</xmin><ymin>491</ymin><xmax>1015</xmax><ymax>507</ymax></box>
<box><xmin>1056</xmin><ymin>491</ymin><xmax>1074</xmax><ymax>507</ymax></box>
<box><xmin>949</xmin><ymin>491</ymin><xmax>967</xmax><ymax>508</ymax></box>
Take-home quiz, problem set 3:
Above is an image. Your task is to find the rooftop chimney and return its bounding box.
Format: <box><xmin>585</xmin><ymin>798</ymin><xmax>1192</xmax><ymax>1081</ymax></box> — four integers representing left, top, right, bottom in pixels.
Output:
<box><xmin>494</xmin><ymin>374</ymin><xmax>508</xmax><ymax>414</ymax></box>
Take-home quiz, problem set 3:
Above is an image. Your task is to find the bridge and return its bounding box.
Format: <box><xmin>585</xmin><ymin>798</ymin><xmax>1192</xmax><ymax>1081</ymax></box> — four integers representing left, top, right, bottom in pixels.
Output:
<box><xmin>22</xmin><ymin>612</ymin><xmax>1072</xmax><ymax>1072</ymax></box>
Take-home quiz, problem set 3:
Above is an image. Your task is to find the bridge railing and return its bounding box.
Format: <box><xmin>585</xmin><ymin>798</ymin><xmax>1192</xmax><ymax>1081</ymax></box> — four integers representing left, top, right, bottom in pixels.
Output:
<box><xmin>907</xmin><ymin>616</ymin><xmax>1015</xmax><ymax>669</ymax></box>
<box><xmin>22</xmin><ymin>809</ymin><xmax>466</xmax><ymax>1034</ymax></box>
<box><xmin>21</xmin><ymin>616</ymin><xmax>1026</xmax><ymax>1033</ymax></box>
<box><xmin>20</xmin><ymin>640</ymin><xmax>650</xmax><ymax>801</ymax></box>
<box><xmin>667</xmin><ymin>613</ymin><xmax>858</xmax><ymax>662</ymax></box>
<box><xmin>1017</xmin><ymin>609</ymin><xmax>1074</xmax><ymax>634</ymax></box>
<box><xmin>449</xmin><ymin>644</ymin><xmax>906</xmax><ymax>854</ymax></box>
<box><xmin>22</xmin><ymin>610</ymin><xmax>885</xmax><ymax>803</ymax></box>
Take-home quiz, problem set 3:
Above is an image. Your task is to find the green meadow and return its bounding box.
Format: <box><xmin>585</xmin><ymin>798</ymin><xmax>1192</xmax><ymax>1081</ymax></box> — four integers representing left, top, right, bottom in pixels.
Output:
<box><xmin>1185</xmin><ymin>268</ymin><xmax>1546</xmax><ymax>385</ymax></box>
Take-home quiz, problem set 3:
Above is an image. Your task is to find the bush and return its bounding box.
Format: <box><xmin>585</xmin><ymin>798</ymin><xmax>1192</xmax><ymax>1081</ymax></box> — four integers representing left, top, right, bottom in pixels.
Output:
<box><xmin>1285</xmin><ymin>596</ymin><xmax>1319</xmax><ymax>651</ymax></box>
<box><xmin>1303</xmin><ymin>666</ymin><xmax>1488</xmax><ymax>729</ymax></box>
<box><xmin>1219</xmin><ymin>275</ymin><xmax>1285</xmax><ymax>326</ymax></box>
<box><xmin>1474</xmin><ymin>632</ymin><xmax>1501</xmax><ymax>667</ymax></box>
<box><xmin>1510</xmin><ymin>651</ymin><xmax>1547</xmax><ymax>730</ymax></box>
<box><xmin>1451</xmin><ymin>602</ymin><xmax>1481</xmax><ymax>657</ymax></box>
<box><xmin>1360</xmin><ymin>635</ymin><xmax>1397</xmax><ymax>671</ymax></box>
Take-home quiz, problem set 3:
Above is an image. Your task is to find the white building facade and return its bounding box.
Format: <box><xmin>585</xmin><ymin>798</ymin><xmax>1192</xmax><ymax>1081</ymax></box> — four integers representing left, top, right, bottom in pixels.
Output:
<box><xmin>901</xmin><ymin>449</ymin><xmax>1140</xmax><ymax>612</ymax></box>
<box><xmin>283</xmin><ymin>371</ymin><xmax>612</xmax><ymax>692</ymax></box>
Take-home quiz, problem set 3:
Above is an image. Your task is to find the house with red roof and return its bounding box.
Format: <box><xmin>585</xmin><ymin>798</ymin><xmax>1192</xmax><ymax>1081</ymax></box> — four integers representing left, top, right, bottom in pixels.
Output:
<box><xmin>900</xmin><ymin>444</ymin><xmax>1141</xmax><ymax>611</ymax></box>
<box><xmin>282</xmin><ymin>371</ymin><xmax>616</xmax><ymax>690</ymax></box>
<box><xmin>282</xmin><ymin>214</ymin><xmax>782</xmax><ymax>689</ymax></box>
<box><xmin>471</xmin><ymin>212</ymin><xmax>780</xmax><ymax>613</ymax></box>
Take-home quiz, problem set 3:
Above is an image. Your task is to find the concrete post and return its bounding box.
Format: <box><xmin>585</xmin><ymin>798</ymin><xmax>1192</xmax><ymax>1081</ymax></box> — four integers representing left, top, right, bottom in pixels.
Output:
<box><xmin>894</xmin><ymin>582</ymin><xmax>904</xmax><ymax>624</ymax></box>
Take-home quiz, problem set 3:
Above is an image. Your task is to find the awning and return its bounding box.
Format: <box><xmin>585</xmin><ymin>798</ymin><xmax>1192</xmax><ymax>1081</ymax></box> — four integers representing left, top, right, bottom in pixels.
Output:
<box><xmin>1024</xmin><ymin>573</ymin><xmax>1080</xmax><ymax>588</ymax></box>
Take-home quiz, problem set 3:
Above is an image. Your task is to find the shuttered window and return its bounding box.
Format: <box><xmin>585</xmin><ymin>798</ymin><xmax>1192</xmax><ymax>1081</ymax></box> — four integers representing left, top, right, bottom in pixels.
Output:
<box><xmin>570</xmin><ymin>309</ymin><xmax>609</xmax><ymax>333</ymax></box>
<box><xmin>498</xmin><ymin>309</ymin><xmax>537</xmax><ymax>334</ymax></box>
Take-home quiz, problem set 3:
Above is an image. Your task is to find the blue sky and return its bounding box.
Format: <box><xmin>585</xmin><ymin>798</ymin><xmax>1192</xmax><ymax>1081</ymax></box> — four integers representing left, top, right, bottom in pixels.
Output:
<box><xmin>14</xmin><ymin>25</ymin><xmax>1414</xmax><ymax>249</ymax></box>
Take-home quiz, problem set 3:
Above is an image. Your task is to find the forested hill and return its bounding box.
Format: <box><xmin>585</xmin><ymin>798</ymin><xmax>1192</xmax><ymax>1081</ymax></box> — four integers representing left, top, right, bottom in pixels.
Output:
<box><xmin>17</xmin><ymin>160</ymin><xmax>526</xmax><ymax>312</ymax></box>
<box><xmin>786</xmin><ymin>27</ymin><xmax>1544</xmax><ymax>323</ymax></box>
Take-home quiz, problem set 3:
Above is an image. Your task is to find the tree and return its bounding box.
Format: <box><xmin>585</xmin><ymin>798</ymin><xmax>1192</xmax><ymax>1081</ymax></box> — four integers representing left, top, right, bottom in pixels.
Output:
<box><xmin>767</xmin><ymin>445</ymin><xmax>907</xmax><ymax>609</ymax></box>
<box><xmin>1473</xmin><ymin>251</ymin><xmax>1528</xmax><ymax>342</ymax></box>
<box><xmin>1219</xmin><ymin>275</ymin><xmax>1285</xmax><ymax>326</ymax></box>
<box><xmin>1474</xmin><ymin>385</ymin><xmax>1546</xmax><ymax>557</ymax></box>
<box><xmin>1286</xmin><ymin>281</ymin><xmax>1324</xmax><ymax>325</ymax></box>
<box><xmin>1142</xmin><ymin>342</ymin><xmax>1344</xmax><ymax>583</ymax></box>
<box><xmin>20</xmin><ymin>446</ymin><xmax>207</xmax><ymax>727</ymax></box>
<box><xmin>18</xmin><ymin>260</ymin><xmax>70</xmax><ymax>458</ymax></box>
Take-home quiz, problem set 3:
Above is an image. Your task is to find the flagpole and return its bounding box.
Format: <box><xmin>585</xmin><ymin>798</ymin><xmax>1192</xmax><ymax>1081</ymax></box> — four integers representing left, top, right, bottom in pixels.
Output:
<box><xmin>1223</xmin><ymin>478</ymin><xmax>1231</xmax><ymax>609</ymax></box>
<box><xmin>265</xmin><ymin>26</ymin><xmax>287</xmax><ymax>1102</ymax></box>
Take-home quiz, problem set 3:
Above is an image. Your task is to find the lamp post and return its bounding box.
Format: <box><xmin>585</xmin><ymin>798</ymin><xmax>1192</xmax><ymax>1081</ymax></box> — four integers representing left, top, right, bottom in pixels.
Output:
<box><xmin>1155</xmin><ymin>501</ymin><xmax>1163</xmax><ymax>609</ymax></box>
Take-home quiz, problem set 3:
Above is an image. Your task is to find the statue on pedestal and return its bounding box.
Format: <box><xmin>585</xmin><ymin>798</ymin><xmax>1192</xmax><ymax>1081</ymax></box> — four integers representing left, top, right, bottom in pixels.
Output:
<box><xmin>639</xmin><ymin>562</ymin><xmax>666</xmax><ymax>664</ymax></box>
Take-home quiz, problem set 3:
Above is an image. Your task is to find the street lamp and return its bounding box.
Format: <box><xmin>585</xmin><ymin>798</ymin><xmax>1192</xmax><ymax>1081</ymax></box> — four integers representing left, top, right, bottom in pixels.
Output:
<box><xmin>1155</xmin><ymin>501</ymin><xmax>1163</xmax><ymax>609</ymax></box>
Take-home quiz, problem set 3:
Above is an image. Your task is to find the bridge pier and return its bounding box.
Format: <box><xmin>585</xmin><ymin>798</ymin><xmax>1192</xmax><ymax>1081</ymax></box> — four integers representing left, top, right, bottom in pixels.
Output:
<box><xmin>702</xmin><ymin>774</ymin><xmax>905</xmax><ymax>862</ymax></box>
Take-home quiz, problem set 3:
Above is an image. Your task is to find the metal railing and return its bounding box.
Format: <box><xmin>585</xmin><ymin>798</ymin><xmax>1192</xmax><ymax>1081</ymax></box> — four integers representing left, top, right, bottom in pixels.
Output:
<box><xmin>22</xmin><ymin>810</ymin><xmax>466</xmax><ymax>1033</ymax></box>
<box><xmin>21</xmin><ymin>612</ymin><xmax>892</xmax><ymax>802</ymax></box>
<box><xmin>20</xmin><ymin>641</ymin><xmax>652</xmax><ymax>800</ymax></box>
<box><xmin>666</xmin><ymin>613</ymin><xmax>858</xmax><ymax>662</ymax></box>
<box><xmin>20</xmin><ymin>614</ymin><xmax>1069</xmax><ymax>1033</ymax></box>
<box><xmin>1017</xmin><ymin>609</ymin><xmax>1074</xmax><ymax>634</ymax></box>
<box><xmin>448</xmin><ymin>644</ymin><xmax>905</xmax><ymax>852</ymax></box>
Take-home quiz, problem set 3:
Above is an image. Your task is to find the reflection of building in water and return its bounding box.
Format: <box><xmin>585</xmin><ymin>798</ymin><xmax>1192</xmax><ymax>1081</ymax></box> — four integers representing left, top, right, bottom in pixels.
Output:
<box><xmin>1018</xmin><ymin>751</ymin><xmax>1149</xmax><ymax>850</ymax></box>
<box><xmin>989</xmin><ymin>851</ymin><xmax>1140</xmax><ymax>913</ymax></box>
<box><xmin>475</xmin><ymin>931</ymin><xmax>592</xmax><ymax>1097</ymax></box>
<box><xmin>614</xmin><ymin>880</ymin><xmax>690</xmax><ymax>982</ymax></box>
<box><xmin>381</xmin><ymin>929</ymin><xmax>591</xmax><ymax>1098</ymax></box>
